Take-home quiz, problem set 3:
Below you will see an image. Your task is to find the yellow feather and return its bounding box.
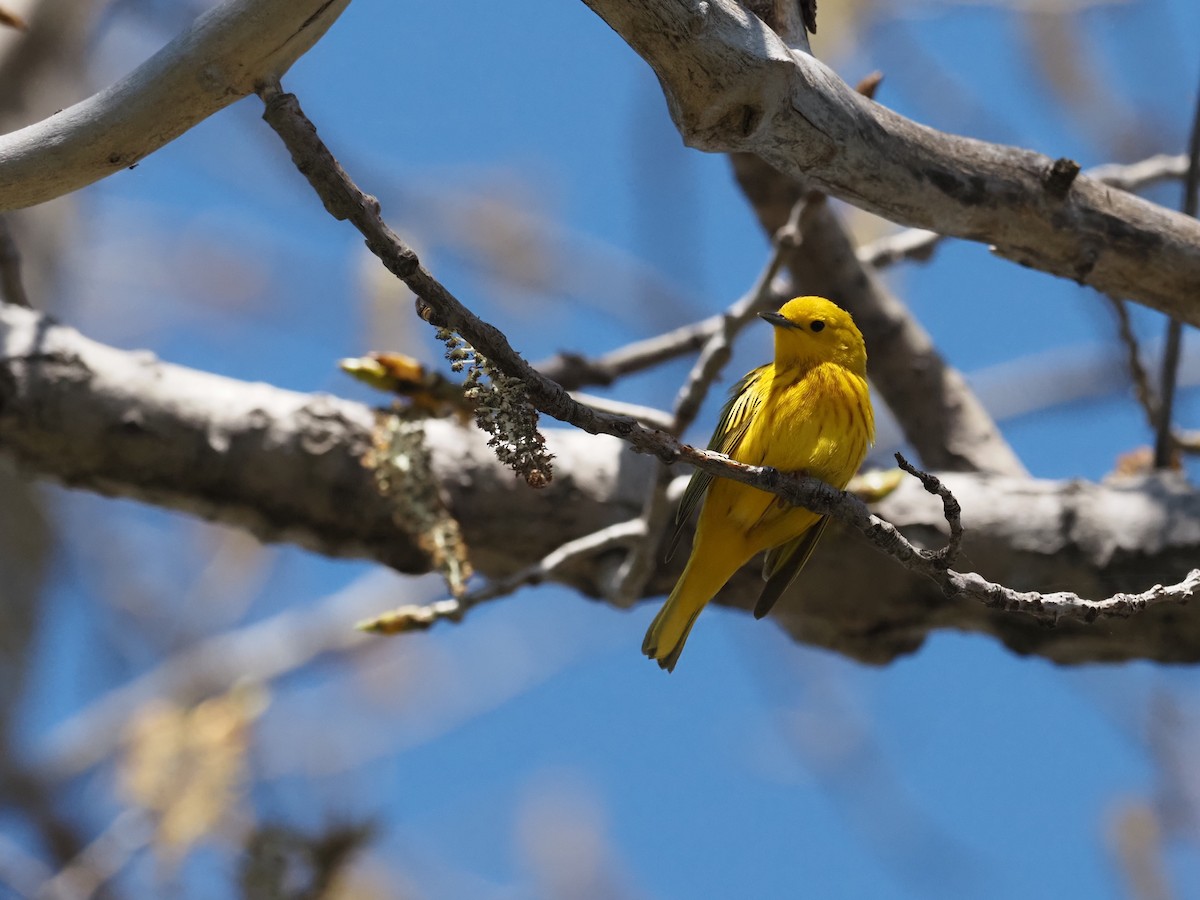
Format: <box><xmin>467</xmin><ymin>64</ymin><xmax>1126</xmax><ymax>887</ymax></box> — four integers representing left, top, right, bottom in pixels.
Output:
<box><xmin>643</xmin><ymin>296</ymin><xmax>874</xmax><ymax>672</ymax></box>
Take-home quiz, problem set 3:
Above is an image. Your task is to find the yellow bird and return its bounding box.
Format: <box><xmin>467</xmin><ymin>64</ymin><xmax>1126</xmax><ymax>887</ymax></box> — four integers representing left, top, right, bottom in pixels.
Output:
<box><xmin>643</xmin><ymin>296</ymin><xmax>875</xmax><ymax>672</ymax></box>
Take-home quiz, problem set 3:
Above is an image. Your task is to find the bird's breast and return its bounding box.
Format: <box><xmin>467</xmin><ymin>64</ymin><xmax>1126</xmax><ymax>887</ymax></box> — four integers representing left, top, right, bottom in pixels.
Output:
<box><xmin>738</xmin><ymin>362</ymin><xmax>872</xmax><ymax>484</ymax></box>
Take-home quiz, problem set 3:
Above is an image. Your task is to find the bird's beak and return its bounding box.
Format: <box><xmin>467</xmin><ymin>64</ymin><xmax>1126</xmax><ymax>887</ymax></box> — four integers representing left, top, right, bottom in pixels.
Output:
<box><xmin>758</xmin><ymin>311</ymin><xmax>796</xmax><ymax>329</ymax></box>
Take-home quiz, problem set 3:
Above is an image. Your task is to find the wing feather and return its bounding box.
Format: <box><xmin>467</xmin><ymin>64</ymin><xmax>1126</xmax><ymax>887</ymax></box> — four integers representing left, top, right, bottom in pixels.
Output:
<box><xmin>754</xmin><ymin>515</ymin><xmax>831</xmax><ymax>619</ymax></box>
<box><xmin>665</xmin><ymin>365</ymin><xmax>768</xmax><ymax>561</ymax></box>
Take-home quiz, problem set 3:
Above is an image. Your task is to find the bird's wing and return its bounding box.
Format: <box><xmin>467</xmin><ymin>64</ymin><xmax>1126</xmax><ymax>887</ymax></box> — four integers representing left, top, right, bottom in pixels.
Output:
<box><xmin>754</xmin><ymin>515</ymin><xmax>831</xmax><ymax>619</ymax></box>
<box><xmin>665</xmin><ymin>365</ymin><xmax>767</xmax><ymax>561</ymax></box>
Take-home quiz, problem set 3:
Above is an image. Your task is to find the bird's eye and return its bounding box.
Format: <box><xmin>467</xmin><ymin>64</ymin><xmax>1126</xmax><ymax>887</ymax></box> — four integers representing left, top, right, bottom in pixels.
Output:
<box><xmin>810</xmin><ymin>320</ymin><xmax>825</xmax><ymax>332</ymax></box>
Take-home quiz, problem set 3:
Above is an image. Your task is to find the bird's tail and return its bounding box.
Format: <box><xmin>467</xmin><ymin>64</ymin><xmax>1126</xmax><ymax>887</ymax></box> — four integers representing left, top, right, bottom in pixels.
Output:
<box><xmin>642</xmin><ymin>544</ymin><xmax>743</xmax><ymax>673</ymax></box>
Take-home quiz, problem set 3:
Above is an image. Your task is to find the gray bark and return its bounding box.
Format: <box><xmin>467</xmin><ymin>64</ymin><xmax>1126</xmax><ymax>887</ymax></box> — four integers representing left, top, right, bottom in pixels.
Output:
<box><xmin>3</xmin><ymin>304</ymin><xmax>1198</xmax><ymax>667</ymax></box>
<box><xmin>580</xmin><ymin>0</ymin><xmax>1200</xmax><ymax>324</ymax></box>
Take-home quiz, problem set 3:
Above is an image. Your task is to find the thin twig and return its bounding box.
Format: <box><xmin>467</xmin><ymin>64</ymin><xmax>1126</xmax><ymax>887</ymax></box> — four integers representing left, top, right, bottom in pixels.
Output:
<box><xmin>606</xmin><ymin>476</ymin><xmax>674</xmax><ymax>606</ymax></box>
<box><xmin>0</xmin><ymin>214</ymin><xmax>31</xmax><ymax>307</ymax></box>
<box><xmin>570</xmin><ymin>391</ymin><xmax>673</xmax><ymax>431</ymax></box>
<box><xmin>1153</xmin><ymin>78</ymin><xmax>1200</xmax><ymax>469</ymax></box>
<box><xmin>856</xmin><ymin>228</ymin><xmax>944</xmax><ymax>270</ymax></box>
<box><xmin>894</xmin><ymin>452</ymin><xmax>963</xmax><ymax>568</ymax></box>
<box><xmin>1155</xmin><ymin>323</ymin><xmax>1185</xmax><ymax>468</ymax></box>
<box><xmin>1108</xmin><ymin>296</ymin><xmax>1161</xmax><ymax>431</ymax></box>
<box><xmin>1086</xmin><ymin>153</ymin><xmax>1192</xmax><ymax>192</ymax></box>
<box><xmin>535</xmin><ymin>313</ymin><xmax>726</xmax><ymax>390</ymax></box>
<box><xmin>360</xmin><ymin>519</ymin><xmax>645</xmax><ymax>631</ymax></box>
<box><xmin>672</xmin><ymin>196</ymin><xmax>807</xmax><ymax>437</ymax></box>
<box><xmin>749</xmin><ymin>454</ymin><xmax>1199</xmax><ymax>622</ymax></box>
<box><xmin>258</xmin><ymin>85</ymin><xmax>639</xmax><ymax>447</ymax></box>
<box><xmin>37</xmin><ymin>811</ymin><xmax>151</xmax><ymax>900</ymax></box>
<box><xmin>257</xmin><ymin>84</ymin><xmax>1199</xmax><ymax>630</ymax></box>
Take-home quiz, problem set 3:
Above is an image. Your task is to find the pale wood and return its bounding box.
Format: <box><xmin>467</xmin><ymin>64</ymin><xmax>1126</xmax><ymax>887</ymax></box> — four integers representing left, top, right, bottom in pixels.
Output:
<box><xmin>581</xmin><ymin>0</ymin><xmax>1200</xmax><ymax>323</ymax></box>
<box><xmin>5</xmin><ymin>303</ymin><xmax>1200</xmax><ymax>666</ymax></box>
<box><xmin>0</xmin><ymin>0</ymin><xmax>351</xmax><ymax>210</ymax></box>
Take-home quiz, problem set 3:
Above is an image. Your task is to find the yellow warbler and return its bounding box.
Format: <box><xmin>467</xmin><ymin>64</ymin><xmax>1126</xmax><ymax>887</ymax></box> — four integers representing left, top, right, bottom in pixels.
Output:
<box><xmin>643</xmin><ymin>296</ymin><xmax>874</xmax><ymax>672</ymax></box>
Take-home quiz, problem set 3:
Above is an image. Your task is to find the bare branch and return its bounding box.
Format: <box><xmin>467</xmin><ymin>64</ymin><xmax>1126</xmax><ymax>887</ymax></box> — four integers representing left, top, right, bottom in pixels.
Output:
<box><xmin>1108</xmin><ymin>296</ymin><xmax>1161</xmax><ymax>431</ymax></box>
<box><xmin>534</xmin><ymin>152</ymin><xmax>1193</xmax><ymax>395</ymax></box>
<box><xmin>0</xmin><ymin>304</ymin><xmax>415</xmax><ymax>569</ymax></box>
<box><xmin>6</xmin><ymin>299</ymin><xmax>1200</xmax><ymax>665</ymax></box>
<box><xmin>856</xmin><ymin>228</ymin><xmax>943</xmax><ymax>270</ymax></box>
<box><xmin>258</xmin><ymin>86</ymin><xmax>650</xmax><ymax>452</ymax></box>
<box><xmin>606</xmin><ymin>477</ymin><xmax>673</xmax><ymax>606</ymax></box>
<box><xmin>579</xmin><ymin>0</ymin><xmax>1200</xmax><ymax>323</ymax></box>
<box><xmin>0</xmin><ymin>0</ymin><xmax>350</xmax><ymax>210</ymax></box>
<box><xmin>671</xmin><ymin>197</ymin><xmax>806</xmax><ymax>436</ymax></box>
<box><xmin>894</xmin><ymin>452</ymin><xmax>963</xmax><ymax>568</ymax></box>
<box><xmin>754</xmin><ymin>456</ymin><xmax>1199</xmax><ymax>624</ymax></box>
<box><xmin>858</xmin><ymin>153</ymin><xmax>1194</xmax><ymax>271</ymax></box>
<box><xmin>1087</xmin><ymin>153</ymin><xmax>1193</xmax><ymax>193</ymax></box>
<box><xmin>38</xmin><ymin>811</ymin><xmax>151</xmax><ymax>900</ymax></box>
<box><xmin>949</xmin><ymin>569</ymin><xmax>1200</xmax><ymax>622</ymax></box>
<box><xmin>535</xmin><ymin>311</ymin><xmax>732</xmax><ymax>390</ymax></box>
<box><xmin>570</xmin><ymin>392</ymin><xmax>673</xmax><ymax>431</ymax></box>
<box><xmin>362</xmin><ymin>519</ymin><xmax>645</xmax><ymax>633</ymax></box>
<box><xmin>256</xmin><ymin>84</ymin><xmax>1199</xmax><ymax>638</ymax></box>
<box><xmin>0</xmin><ymin>214</ymin><xmax>30</xmax><ymax>306</ymax></box>
<box><xmin>1152</xmin><ymin>77</ymin><xmax>1200</xmax><ymax>468</ymax></box>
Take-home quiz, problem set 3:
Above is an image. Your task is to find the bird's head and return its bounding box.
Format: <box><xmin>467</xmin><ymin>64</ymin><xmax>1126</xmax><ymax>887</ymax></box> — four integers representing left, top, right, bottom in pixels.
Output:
<box><xmin>758</xmin><ymin>296</ymin><xmax>867</xmax><ymax>375</ymax></box>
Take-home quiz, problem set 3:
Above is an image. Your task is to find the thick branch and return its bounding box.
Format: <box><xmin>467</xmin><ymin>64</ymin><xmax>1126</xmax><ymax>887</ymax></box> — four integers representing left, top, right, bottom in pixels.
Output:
<box><xmin>0</xmin><ymin>304</ymin><xmax>643</xmax><ymax>578</ymax></box>
<box><xmin>4</xmin><ymin>304</ymin><xmax>1200</xmax><ymax>665</ymax></box>
<box><xmin>541</xmin><ymin>152</ymin><xmax>1195</xmax><ymax>396</ymax></box>
<box><xmin>580</xmin><ymin>0</ymin><xmax>1200</xmax><ymax>324</ymax></box>
<box><xmin>0</xmin><ymin>0</ymin><xmax>350</xmax><ymax>210</ymax></box>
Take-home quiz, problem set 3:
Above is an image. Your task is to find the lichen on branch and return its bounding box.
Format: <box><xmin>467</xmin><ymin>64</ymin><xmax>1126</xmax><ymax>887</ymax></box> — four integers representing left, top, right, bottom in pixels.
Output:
<box><xmin>438</xmin><ymin>327</ymin><xmax>554</xmax><ymax>489</ymax></box>
<box><xmin>363</xmin><ymin>411</ymin><xmax>473</xmax><ymax>598</ymax></box>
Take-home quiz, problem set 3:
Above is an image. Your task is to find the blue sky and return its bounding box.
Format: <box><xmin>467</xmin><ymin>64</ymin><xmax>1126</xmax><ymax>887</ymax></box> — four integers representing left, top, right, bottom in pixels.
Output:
<box><xmin>12</xmin><ymin>0</ymin><xmax>1200</xmax><ymax>897</ymax></box>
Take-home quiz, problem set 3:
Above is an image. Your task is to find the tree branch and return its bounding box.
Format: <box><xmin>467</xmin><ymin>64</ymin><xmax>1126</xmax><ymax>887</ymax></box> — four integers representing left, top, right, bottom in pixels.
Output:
<box><xmin>254</xmin><ymin>83</ymin><xmax>1200</xmax><ymax>650</ymax></box>
<box><xmin>0</xmin><ymin>0</ymin><xmax>350</xmax><ymax>211</ymax></box>
<box><xmin>579</xmin><ymin>0</ymin><xmax>1200</xmax><ymax>324</ymax></box>
<box><xmin>0</xmin><ymin>303</ymin><xmax>647</xmax><ymax>580</ymax></box>
<box><xmin>0</xmin><ymin>303</ymin><xmax>443</xmax><ymax>572</ymax></box>
<box><xmin>0</xmin><ymin>214</ymin><xmax>29</xmax><ymax>306</ymax></box>
<box><xmin>857</xmin><ymin>152</ymin><xmax>1195</xmax><ymax>271</ymax></box>
<box><xmin>1152</xmin><ymin>75</ymin><xmax>1200</xmax><ymax>468</ymax></box>
<box><xmin>536</xmin><ymin>151</ymin><xmax>1195</xmax><ymax>396</ymax></box>
<box><xmin>536</xmin><ymin>311</ymin><xmax>732</xmax><ymax>390</ymax></box>
<box><xmin>5</xmin><ymin>304</ymin><xmax>1200</xmax><ymax>666</ymax></box>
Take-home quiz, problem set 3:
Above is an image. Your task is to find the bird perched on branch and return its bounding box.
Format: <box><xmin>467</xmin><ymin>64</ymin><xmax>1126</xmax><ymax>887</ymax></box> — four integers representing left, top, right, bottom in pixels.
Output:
<box><xmin>643</xmin><ymin>296</ymin><xmax>874</xmax><ymax>672</ymax></box>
